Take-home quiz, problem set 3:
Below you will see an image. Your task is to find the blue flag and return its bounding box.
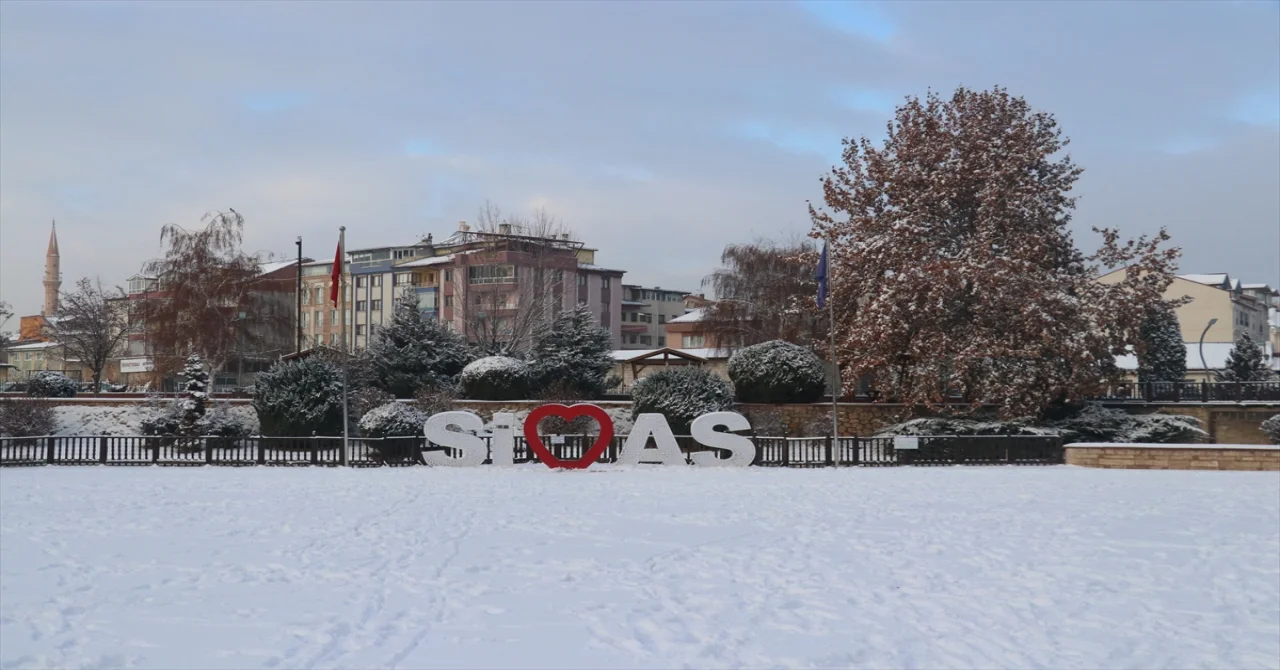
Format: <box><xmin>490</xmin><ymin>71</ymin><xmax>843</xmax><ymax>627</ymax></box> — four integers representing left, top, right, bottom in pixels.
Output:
<box><xmin>816</xmin><ymin>243</ymin><xmax>828</xmax><ymax>310</ymax></box>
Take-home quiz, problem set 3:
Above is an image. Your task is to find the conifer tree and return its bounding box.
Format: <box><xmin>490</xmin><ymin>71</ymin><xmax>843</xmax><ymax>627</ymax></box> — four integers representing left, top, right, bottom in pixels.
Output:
<box><xmin>528</xmin><ymin>304</ymin><xmax>615</xmax><ymax>398</ymax></box>
<box><xmin>1137</xmin><ymin>309</ymin><xmax>1186</xmax><ymax>383</ymax></box>
<box><xmin>361</xmin><ymin>289</ymin><xmax>471</xmax><ymax>397</ymax></box>
<box><xmin>1216</xmin><ymin>333</ymin><xmax>1274</xmax><ymax>382</ymax></box>
<box><xmin>178</xmin><ymin>354</ymin><xmax>208</xmax><ymax>436</ymax></box>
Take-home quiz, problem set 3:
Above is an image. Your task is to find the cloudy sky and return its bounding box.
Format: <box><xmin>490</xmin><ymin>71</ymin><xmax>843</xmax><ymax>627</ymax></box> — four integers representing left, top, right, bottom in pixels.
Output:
<box><xmin>1</xmin><ymin>0</ymin><xmax>1277</xmax><ymax>319</ymax></box>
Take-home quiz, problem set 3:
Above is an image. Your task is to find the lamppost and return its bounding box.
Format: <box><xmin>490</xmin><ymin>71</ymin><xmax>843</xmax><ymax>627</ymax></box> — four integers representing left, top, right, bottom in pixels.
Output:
<box><xmin>295</xmin><ymin>236</ymin><xmax>303</xmax><ymax>354</ymax></box>
<box><xmin>1199</xmin><ymin>318</ymin><xmax>1218</xmax><ymax>379</ymax></box>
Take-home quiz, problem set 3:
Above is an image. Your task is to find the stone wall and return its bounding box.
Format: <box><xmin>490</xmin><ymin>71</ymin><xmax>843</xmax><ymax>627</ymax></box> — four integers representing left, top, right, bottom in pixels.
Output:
<box><xmin>1065</xmin><ymin>444</ymin><xmax>1280</xmax><ymax>471</ymax></box>
<box><xmin>1118</xmin><ymin>404</ymin><xmax>1279</xmax><ymax>445</ymax></box>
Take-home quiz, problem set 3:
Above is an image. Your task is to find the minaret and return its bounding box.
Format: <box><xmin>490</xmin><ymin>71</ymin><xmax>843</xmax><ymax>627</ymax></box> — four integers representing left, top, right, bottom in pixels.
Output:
<box><xmin>43</xmin><ymin>221</ymin><xmax>61</xmax><ymax>316</ymax></box>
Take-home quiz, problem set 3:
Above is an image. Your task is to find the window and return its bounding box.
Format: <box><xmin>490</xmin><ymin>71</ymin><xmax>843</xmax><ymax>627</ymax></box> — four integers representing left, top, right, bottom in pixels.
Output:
<box><xmin>356</xmin><ymin>301</ymin><xmax>366</xmax><ymax>312</ymax></box>
<box><xmin>345</xmin><ymin>309</ymin><xmax>351</xmax><ymax>324</ymax></box>
<box><xmin>356</xmin><ymin>324</ymin><xmax>366</xmax><ymax>336</ymax></box>
<box><xmin>301</xmin><ymin>312</ymin><xmax>309</xmax><ymax>328</ymax></box>
<box><xmin>302</xmin><ymin>290</ymin><xmax>311</xmax><ymax>305</ymax></box>
<box><xmin>331</xmin><ymin>309</ymin><xmax>338</xmax><ymax>325</ymax></box>
<box><xmin>329</xmin><ymin>333</ymin><xmax>338</xmax><ymax>344</ymax></box>
<box><xmin>371</xmin><ymin>275</ymin><xmax>383</xmax><ymax>287</ymax></box>
<box><xmin>394</xmin><ymin>272</ymin><xmax>415</xmax><ymax>286</ymax></box>
<box><xmin>683</xmin><ymin>334</ymin><xmax>705</xmax><ymax>348</ymax></box>
<box><xmin>577</xmin><ymin>274</ymin><xmax>587</xmax><ymax>286</ymax></box>
<box><xmin>640</xmin><ymin>313</ymin><xmax>652</xmax><ymax>323</ymax></box>
<box><xmin>640</xmin><ymin>335</ymin><xmax>651</xmax><ymax>345</ymax></box>
<box><xmin>356</xmin><ymin>276</ymin><xmax>367</xmax><ymax>288</ymax></box>
<box><xmin>468</xmin><ymin>265</ymin><xmax>516</xmax><ymax>285</ymax></box>
<box><xmin>427</xmin><ymin>272</ymin><xmax>436</xmax><ymax>284</ymax></box>
<box><xmin>658</xmin><ymin>336</ymin><xmax>666</xmax><ymax>346</ymax></box>
<box><xmin>314</xmin><ymin>287</ymin><xmax>324</xmax><ymax>303</ymax></box>
<box><xmin>314</xmin><ymin>334</ymin><xmax>322</xmax><ymax>346</ymax></box>
<box><xmin>371</xmin><ymin>299</ymin><xmax>382</xmax><ymax>312</ymax></box>
<box><xmin>444</xmin><ymin>270</ymin><xmax>453</xmax><ymax>283</ymax></box>
<box><xmin>393</xmin><ymin>248</ymin><xmax>417</xmax><ymax>260</ymax></box>
<box><xmin>444</xmin><ymin>296</ymin><xmax>454</xmax><ymax>308</ymax></box>
<box><xmin>602</xmin><ymin>277</ymin><xmax>611</xmax><ymax>289</ymax></box>
<box><xmin>628</xmin><ymin>335</ymin><xmax>638</xmax><ymax>344</ymax></box>
<box><xmin>658</xmin><ymin>314</ymin><xmax>666</xmax><ymax>324</ymax></box>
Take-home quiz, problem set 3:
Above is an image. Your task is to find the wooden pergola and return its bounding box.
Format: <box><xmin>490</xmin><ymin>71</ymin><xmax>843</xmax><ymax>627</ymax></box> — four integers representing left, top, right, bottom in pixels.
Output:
<box><xmin>622</xmin><ymin>347</ymin><xmax>708</xmax><ymax>380</ymax></box>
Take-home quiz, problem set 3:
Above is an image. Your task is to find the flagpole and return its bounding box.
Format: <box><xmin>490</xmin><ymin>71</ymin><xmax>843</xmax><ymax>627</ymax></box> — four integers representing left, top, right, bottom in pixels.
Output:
<box><xmin>339</xmin><ymin>226</ymin><xmax>349</xmax><ymax>466</ymax></box>
<box><xmin>827</xmin><ymin>241</ymin><xmax>839</xmax><ymax>444</ymax></box>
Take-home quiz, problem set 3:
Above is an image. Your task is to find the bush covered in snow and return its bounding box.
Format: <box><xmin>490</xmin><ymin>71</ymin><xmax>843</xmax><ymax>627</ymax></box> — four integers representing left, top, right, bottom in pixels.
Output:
<box><xmin>361</xmin><ymin>291</ymin><xmax>472</xmax><ymax>397</ymax></box>
<box><xmin>728</xmin><ymin>340</ymin><xmax>826</xmax><ymax>404</ymax></box>
<box><xmin>176</xmin><ymin>355</ymin><xmax>209</xmax><ymax>436</ymax></box>
<box><xmin>1262</xmin><ymin>414</ymin><xmax>1280</xmax><ymax>445</ymax></box>
<box><xmin>460</xmin><ymin>356</ymin><xmax>532</xmax><ymax>401</ymax></box>
<box><xmin>253</xmin><ymin>356</ymin><xmax>346</xmax><ymax>436</ymax></box>
<box><xmin>0</xmin><ymin>398</ymin><xmax>57</xmax><ymax>437</ymax></box>
<box><xmin>631</xmin><ymin>367</ymin><xmax>735</xmax><ymax>434</ymax></box>
<box><xmin>874</xmin><ymin>404</ymin><xmax>1208</xmax><ymax>444</ymax></box>
<box><xmin>528</xmin><ymin>304</ymin><xmax>615</xmax><ymax>398</ymax></box>
<box><xmin>140</xmin><ymin>400</ymin><xmax>251</xmax><ymax>446</ymax></box>
<box><xmin>358</xmin><ymin>402</ymin><xmax>427</xmax><ymax>438</ymax></box>
<box><xmin>26</xmin><ymin>371</ymin><xmax>78</xmax><ymax>398</ymax></box>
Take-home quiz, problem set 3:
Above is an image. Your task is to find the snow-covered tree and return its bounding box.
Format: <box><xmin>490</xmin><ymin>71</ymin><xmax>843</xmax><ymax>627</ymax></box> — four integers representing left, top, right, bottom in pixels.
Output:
<box><xmin>460</xmin><ymin>356</ymin><xmax>532</xmax><ymax>400</ymax></box>
<box><xmin>1137</xmin><ymin>308</ymin><xmax>1186</xmax><ymax>383</ymax></box>
<box><xmin>362</xmin><ymin>290</ymin><xmax>471</xmax><ymax>398</ymax></box>
<box><xmin>177</xmin><ymin>354</ymin><xmax>209</xmax><ymax>436</ymax></box>
<box><xmin>1262</xmin><ymin>414</ymin><xmax>1280</xmax><ymax>445</ymax></box>
<box><xmin>26</xmin><ymin>371</ymin><xmax>78</xmax><ymax>398</ymax></box>
<box><xmin>0</xmin><ymin>398</ymin><xmax>56</xmax><ymax>437</ymax></box>
<box><xmin>810</xmin><ymin>86</ymin><xmax>1184</xmax><ymax>418</ymax></box>
<box><xmin>631</xmin><ymin>367</ymin><xmax>734</xmax><ymax>434</ymax></box>
<box><xmin>252</xmin><ymin>355</ymin><xmax>346</xmax><ymax>436</ymax></box>
<box><xmin>528</xmin><ymin>303</ymin><xmax>614</xmax><ymax>398</ymax></box>
<box><xmin>728</xmin><ymin>340</ymin><xmax>827</xmax><ymax>403</ymax></box>
<box><xmin>1216</xmin><ymin>333</ymin><xmax>1274</xmax><ymax>382</ymax></box>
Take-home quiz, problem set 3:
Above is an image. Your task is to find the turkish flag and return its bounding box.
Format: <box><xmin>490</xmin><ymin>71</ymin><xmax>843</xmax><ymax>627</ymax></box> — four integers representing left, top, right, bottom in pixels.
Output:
<box><xmin>329</xmin><ymin>241</ymin><xmax>343</xmax><ymax>306</ymax></box>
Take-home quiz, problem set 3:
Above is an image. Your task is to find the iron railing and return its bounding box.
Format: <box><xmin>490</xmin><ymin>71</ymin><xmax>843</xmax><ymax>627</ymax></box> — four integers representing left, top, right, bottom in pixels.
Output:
<box><xmin>1</xmin><ymin>434</ymin><xmax>1064</xmax><ymax>468</ymax></box>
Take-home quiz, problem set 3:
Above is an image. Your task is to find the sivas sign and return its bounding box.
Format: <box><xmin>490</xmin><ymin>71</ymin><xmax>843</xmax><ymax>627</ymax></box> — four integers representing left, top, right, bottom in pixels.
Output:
<box><xmin>422</xmin><ymin>403</ymin><xmax>755</xmax><ymax>469</ymax></box>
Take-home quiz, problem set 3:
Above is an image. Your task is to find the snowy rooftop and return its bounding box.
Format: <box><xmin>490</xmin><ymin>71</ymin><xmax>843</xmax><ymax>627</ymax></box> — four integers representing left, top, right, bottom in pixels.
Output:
<box><xmin>5</xmin><ymin>341</ymin><xmax>61</xmax><ymax>351</ymax></box>
<box><xmin>669</xmin><ymin>308</ymin><xmax>705</xmax><ymax>323</ymax></box>
<box><xmin>611</xmin><ymin>347</ymin><xmax>732</xmax><ymax>361</ymax></box>
<box><xmin>578</xmin><ymin>263</ymin><xmax>626</xmax><ymax>274</ymax></box>
<box><xmin>1178</xmin><ymin>273</ymin><xmax>1234</xmax><ymax>289</ymax></box>
<box><xmin>397</xmin><ymin>255</ymin><xmax>456</xmax><ymax>268</ymax></box>
<box><xmin>1115</xmin><ymin>341</ymin><xmax>1279</xmax><ymax>371</ymax></box>
<box><xmin>256</xmin><ymin>260</ymin><xmax>298</xmax><ymax>276</ymax></box>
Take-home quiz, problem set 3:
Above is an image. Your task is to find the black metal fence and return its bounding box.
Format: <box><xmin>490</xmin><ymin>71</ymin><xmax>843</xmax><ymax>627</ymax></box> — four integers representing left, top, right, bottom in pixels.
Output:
<box><xmin>0</xmin><ymin>434</ymin><xmax>1063</xmax><ymax>468</ymax></box>
<box><xmin>1096</xmin><ymin>381</ymin><xmax>1280</xmax><ymax>403</ymax></box>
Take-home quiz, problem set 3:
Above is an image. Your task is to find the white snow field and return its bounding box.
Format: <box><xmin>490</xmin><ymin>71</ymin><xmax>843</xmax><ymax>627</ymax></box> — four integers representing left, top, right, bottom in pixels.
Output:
<box><xmin>2</xmin><ymin>466</ymin><xmax>1278</xmax><ymax>670</ymax></box>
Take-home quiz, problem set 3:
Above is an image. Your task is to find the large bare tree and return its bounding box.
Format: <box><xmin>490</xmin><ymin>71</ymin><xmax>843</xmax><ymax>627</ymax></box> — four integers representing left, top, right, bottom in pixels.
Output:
<box><xmin>810</xmin><ymin>86</ymin><xmax>1184</xmax><ymax>418</ymax></box>
<box><xmin>0</xmin><ymin>300</ymin><xmax>12</xmax><ymax>354</ymax></box>
<box><xmin>49</xmin><ymin>278</ymin><xmax>130</xmax><ymax>395</ymax></box>
<box><xmin>140</xmin><ymin>209</ymin><xmax>292</xmax><ymax>392</ymax></box>
<box><xmin>698</xmin><ymin>236</ymin><xmax>826</xmax><ymax>352</ymax></box>
<box><xmin>460</xmin><ymin>202</ymin><xmax>582</xmax><ymax>356</ymax></box>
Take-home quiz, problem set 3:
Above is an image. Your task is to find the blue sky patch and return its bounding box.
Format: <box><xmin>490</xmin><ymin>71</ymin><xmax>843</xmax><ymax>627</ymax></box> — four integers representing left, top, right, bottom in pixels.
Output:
<box><xmin>797</xmin><ymin>0</ymin><xmax>894</xmax><ymax>43</ymax></box>
<box><xmin>1228</xmin><ymin>88</ymin><xmax>1280</xmax><ymax>127</ymax></box>
<box><xmin>240</xmin><ymin>92</ymin><xmax>309</xmax><ymax>113</ymax></box>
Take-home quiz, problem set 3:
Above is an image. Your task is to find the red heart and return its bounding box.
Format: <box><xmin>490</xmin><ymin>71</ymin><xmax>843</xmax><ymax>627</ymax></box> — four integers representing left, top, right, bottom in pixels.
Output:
<box><xmin>523</xmin><ymin>404</ymin><xmax>614</xmax><ymax>470</ymax></box>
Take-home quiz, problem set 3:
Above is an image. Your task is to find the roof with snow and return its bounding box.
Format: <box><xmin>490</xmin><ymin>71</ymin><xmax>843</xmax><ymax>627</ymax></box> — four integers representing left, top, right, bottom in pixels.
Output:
<box><xmin>668</xmin><ymin>308</ymin><xmax>705</xmax><ymax>324</ymax></box>
<box><xmin>397</xmin><ymin>255</ymin><xmax>456</xmax><ymax>268</ymax></box>
<box><xmin>578</xmin><ymin>263</ymin><xmax>626</xmax><ymax>274</ymax></box>
<box><xmin>1178</xmin><ymin>274</ymin><xmax>1234</xmax><ymax>290</ymax></box>
<box><xmin>1115</xmin><ymin>341</ymin><xmax>1279</xmax><ymax>372</ymax></box>
<box><xmin>257</xmin><ymin>260</ymin><xmax>299</xmax><ymax>276</ymax></box>
<box><xmin>6</xmin><ymin>341</ymin><xmax>61</xmax><ymax>352</ymax></box>
<box><xmin>610</xmin><ymin>347</ymin><xmax>732</xmax><ymax>361</ymax></box>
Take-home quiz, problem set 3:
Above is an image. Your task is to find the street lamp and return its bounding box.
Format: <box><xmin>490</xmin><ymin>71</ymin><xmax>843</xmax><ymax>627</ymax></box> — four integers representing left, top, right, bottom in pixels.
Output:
<box><xmin>1199</xmin><ymin>318</ymin><xmax>1218</xmax><ymax>379</ymax></box>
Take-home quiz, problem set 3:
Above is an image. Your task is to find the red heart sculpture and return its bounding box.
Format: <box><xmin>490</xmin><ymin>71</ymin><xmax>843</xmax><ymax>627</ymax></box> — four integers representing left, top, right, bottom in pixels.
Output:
<box><xmin>523</xmin><ymin>404</ymin><xmax>614</xmax><ymax>470</ymax></box>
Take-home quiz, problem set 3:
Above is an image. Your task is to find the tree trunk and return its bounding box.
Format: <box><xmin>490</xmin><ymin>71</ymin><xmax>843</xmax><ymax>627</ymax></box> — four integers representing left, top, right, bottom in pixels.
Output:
<box><xmin>92</xmin><ymin>370</ymin><xmax>102</xmax><ymax>397</ymax></box>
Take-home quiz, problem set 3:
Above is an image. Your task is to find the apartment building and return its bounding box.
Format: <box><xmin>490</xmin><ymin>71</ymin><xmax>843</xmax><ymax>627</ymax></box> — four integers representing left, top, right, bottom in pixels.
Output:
<box><xmin>618</xmin><ymin>285</ymin><xmax>694</xmax><ymax>349</ymax></box>
<box><xmin>301</xmin><ymin>222</ymin><xmax>627</xmax><ymax>351</ymax></box>
<box><xmin>116</xmin><ymin>261</ymin><xmax>300</xmax><ymax>390</ymax></box>
<box><xmin>1096</xmin><ymin>270</ymin><xmax>1271</xmax><ymax>344</ymax></box>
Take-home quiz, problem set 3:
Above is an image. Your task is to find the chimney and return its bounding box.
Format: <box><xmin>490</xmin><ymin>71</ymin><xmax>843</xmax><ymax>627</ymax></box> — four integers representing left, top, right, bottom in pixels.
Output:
<box><xmin>458</xmin><ymin>221</ymin><xmax>470</xmax><ymax>232</ymax></box>
<box><xmin>498</xmin><ymin>223</ymin><xmax>512</xmax><ymax>235</ymax></box>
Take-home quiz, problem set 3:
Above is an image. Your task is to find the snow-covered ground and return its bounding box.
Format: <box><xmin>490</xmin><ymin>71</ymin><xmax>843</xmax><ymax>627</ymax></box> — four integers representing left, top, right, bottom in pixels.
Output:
<box><xmin>2</xmin><ymin>466</ymin><xmax>1278</xmax><ymax>670</ymax></box>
